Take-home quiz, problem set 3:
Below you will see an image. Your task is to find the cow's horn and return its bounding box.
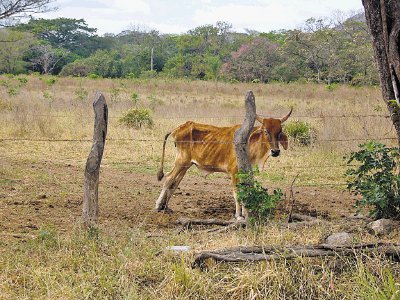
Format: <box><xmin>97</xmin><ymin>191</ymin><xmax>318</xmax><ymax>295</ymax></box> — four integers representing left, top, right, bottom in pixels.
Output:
<box><xmin>281</xmin><ymin>107</ymin><xmax>293</xmax><ymax>123</ymax></box>
<box><xmin>256</xmin><ymin>115</ymin><xmax>264</xmax><ymax>124</ymax></box>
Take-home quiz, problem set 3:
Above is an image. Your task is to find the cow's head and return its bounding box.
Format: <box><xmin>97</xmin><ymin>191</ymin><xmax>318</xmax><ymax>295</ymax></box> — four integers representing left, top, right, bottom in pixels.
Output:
<box><xmin>256</xmin><ymin>108</ymin><xmax>292</xmax><ymax>157</ymax></box>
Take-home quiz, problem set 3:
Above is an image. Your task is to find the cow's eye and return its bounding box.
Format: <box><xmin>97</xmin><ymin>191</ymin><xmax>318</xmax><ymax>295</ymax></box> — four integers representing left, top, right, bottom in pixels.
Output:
<box><xmin>265</xmin><ymin>130</ymin><xmax>272</xmax><ymax>141</ymax></box>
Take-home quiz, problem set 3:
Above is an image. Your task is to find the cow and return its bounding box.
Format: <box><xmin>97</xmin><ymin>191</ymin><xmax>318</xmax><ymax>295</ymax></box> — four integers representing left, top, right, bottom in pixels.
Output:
<box><xmin>155</xmin><ymin>109</ymin><xmax>292</xmax><ymax>220</ymax></box>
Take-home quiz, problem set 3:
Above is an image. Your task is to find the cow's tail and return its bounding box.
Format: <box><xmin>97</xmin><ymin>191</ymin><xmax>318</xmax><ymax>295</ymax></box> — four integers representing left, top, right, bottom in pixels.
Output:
<box><xmin>157</xmin><ymin>132</ymin><xmax>171</xmax><ymax>181</ymax></box>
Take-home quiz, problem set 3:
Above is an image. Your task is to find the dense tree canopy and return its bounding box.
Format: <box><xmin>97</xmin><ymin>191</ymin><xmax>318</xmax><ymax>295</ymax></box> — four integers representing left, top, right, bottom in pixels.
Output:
<box><xmin>0</xmin><ymin>14</ymin><xmax>380</xmax><ymax>84</ymax></box>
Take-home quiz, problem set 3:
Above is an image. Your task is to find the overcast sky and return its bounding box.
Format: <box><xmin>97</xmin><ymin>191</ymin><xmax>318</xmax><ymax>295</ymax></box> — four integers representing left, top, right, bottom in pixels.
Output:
<box><xmin>38</xmin><ymin>0</ymin><xmax>364</xmax><ymax>35</ymax></box>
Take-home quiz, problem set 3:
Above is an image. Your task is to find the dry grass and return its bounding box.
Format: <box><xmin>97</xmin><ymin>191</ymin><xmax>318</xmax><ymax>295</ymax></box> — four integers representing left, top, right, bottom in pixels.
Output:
<box><xmin>0</xmin><ymin>75</ymin><xmax>395</xmax><ymax>185</ymax></box>
<box><xmin>1</xmin><ymin>75</ymin><xmax>399</xmax><ymax>299</ymax></box>
<box><xmin>1</xmin><ymin>223</ymin><xmax>399</xmax><ymax>299</ymax></box>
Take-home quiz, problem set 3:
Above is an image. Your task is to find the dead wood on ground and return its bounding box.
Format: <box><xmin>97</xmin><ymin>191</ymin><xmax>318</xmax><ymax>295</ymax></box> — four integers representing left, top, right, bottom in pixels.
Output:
<box><xmin>193</xmin><ymin>243</ymin><xmax>400</xmax><ymax>269</ymax></box>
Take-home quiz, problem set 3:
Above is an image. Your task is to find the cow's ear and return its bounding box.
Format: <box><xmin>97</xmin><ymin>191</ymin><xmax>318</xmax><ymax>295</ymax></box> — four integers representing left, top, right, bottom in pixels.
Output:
<box><xmin>279</xmin><ymin>132</ymin><xmax>289</xmax><ymax>150</ymax></box>
<box><xmin>256</xmin><ymin>115</ymin><xmax>264</xmax><ymax>125</ymax></box>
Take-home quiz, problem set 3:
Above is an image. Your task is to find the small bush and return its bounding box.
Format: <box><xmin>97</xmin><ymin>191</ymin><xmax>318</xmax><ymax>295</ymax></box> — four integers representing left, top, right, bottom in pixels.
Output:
<box><xmin>74</xmin><ymin>79</ymin><xmax>88</xmax><ymax>102</ymax></box>
<box><xmin>284</xmin><ymin>120</ymin><xmax>316</xmax><ymax>145</ymax></box>
<box><xmin>60</xmin><ymin>61</ymin><xmax>91</xmax><ymax>77</ymax></box>
<box><xmin>119</xmin><ymin>108</ymin><xmax>154</xmax><ymax>129</ymax></box>
<box><xmin>237</xmin><ymin>172</ymin><xmax>283</xmax><ymax>223</ymax></box>
<box><xmin>88</xmin><ymin>73</ymin><xmax>100</xmax><ymax>79</ymax></box>
<box><xmin>45</xmin><ymin>78</ymin><xmax>57</xmax><ymax>86</ymax></box>
<box><xmin>125</xmin><ymin>72</ymin><xmax>138</xmax><ymax>79</ymax></box>
<box><xmin>140</xmin><ymin>70</ymin><xmax>157</xmax><ymax>79</ymax></box>
<box><xmin>16</xmin><ymin>77</ymin><xmax>28</xmax><ymax>85</ymax></box>
<box><xmin>130</xmin><ymin>92</ymin><xmax>140</xmax><ymax>106</ymax></box>
<box><xmin>110</xmin><ymin>87</ymin><xmax>121</xmax><ymax>102</ymax></box>
<box><xmin>0</xmin><ymin>77</ymin><xmax>26</xmax><ymax>96</ymax></box>
<box><xmin>346</xmin><ymin>141</ymin><xmax>400</xmax><ymax>219</ymax></box>
<box><xmin>325</xmin><ymin>83</ymin><xmax>338</xmax><ymax>91</ymax></box>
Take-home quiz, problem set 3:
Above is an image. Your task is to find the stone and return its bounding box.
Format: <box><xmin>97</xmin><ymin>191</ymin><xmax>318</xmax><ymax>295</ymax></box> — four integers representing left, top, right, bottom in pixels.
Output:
<box><xmin>367</xmin><ymin>219</ymin><xmax>394</xmax><ymax>236</ymax></box>
<box><xmin>325</xmin><ymin>232</ymin><xmax>354</xmax><ymax>246</ymax></box>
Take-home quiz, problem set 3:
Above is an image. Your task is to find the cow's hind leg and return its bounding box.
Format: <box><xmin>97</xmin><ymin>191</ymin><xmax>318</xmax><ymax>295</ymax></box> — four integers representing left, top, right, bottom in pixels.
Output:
<box><xmin>230</xmin><ymin>173</ymin><xmax>248</xmax><ymax>221</ymax></box>
<box><xmin>155</xmin><ymin>164</ymin><xmax>190</xmax><ymax>211</ymax></box>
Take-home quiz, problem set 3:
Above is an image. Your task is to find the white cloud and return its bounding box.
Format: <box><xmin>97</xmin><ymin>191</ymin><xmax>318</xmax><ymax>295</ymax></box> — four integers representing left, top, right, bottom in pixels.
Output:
<box><xmin>193</xmin><ymin>0</ymin><xmax>363</xmax><ymax>32</ymax></box>
<box><xmin>35</xmin><ymin>0</ymin><xmax>364</xmax><ymax>35</ymax></box>
<box><xmin>109</xmin><ymin>0</ymin><xmax>151</xmax><ymax>14</ymax></box>
<box><xmin>193</xmin><ymin>3</ymin><xmax>300</xmax><ymax>31</ymax></box>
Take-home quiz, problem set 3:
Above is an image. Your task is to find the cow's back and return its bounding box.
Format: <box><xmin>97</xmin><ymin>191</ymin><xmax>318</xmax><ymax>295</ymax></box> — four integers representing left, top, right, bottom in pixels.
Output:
<box><xmin>172</xmin><ymin>122</ymin><xmax>240</xmax><ymax>173</ymax></box>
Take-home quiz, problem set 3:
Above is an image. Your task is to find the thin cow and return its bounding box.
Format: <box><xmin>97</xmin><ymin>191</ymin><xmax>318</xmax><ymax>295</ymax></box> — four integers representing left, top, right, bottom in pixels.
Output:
<box><xmin>155</xmin><ymin>109</ymin><xmax>292</xmax><ymax>220</ymax></box>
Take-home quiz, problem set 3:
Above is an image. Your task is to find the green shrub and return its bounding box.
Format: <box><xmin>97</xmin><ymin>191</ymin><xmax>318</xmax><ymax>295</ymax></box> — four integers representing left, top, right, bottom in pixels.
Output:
<box><xmin>140</xmin><ymin>70</ymin><xmax>157</xmax><ymax>79</ymax></box>
<box><xmin>110</xmin><ymin>87</ymin><xmax>121</xmax><ymax>102</ymax></box>
<box><xmin>346</xmin><ymin>141</ymin><xmax>400</xmax><ymax>219</ymax></box>
<box><xmin>74</xmin><ymin>79</ymin><xmax>88</xmax><ymax>101</ymax></box>
<box><xmin>45</xmin><ymin>77</ymin><xmax>57</xmax><ymax>86</ymax></box>
<box><xmin>16</xmin><ymin>77</ymin><xmax>28</xmax><ymax>85</ymax></box>
<box><xmin>284</xmin><ymin>120</ymin><xmax>316</xmax><ymax>145</ymax></box>
<box><xmin>236</xmin><ymin>172</ymin><xmax>283</xmax><ymax>223</ymax></box>
<box><xmin>130</xmin><ymin>92</ymin><xmax>140</xmax><ymax>106</ymax></box>
<box><xmin>0</xmin><ymin>77</ymin><xmax>26</xmax><ymax>96</ymax></box>
<box><xmin>325</xmin><ymin>83</ymin><xmax>338</xmax><ymax>91</ymax></box>
<box><xmin>119</xmin><ymin>108</ymin><xmax>154</xmax><ymax>129</ymax></box>
<box><xmin>88</xmin><ymin>73</ymin><xmax>100</xmax><ymax>79</ymax></box>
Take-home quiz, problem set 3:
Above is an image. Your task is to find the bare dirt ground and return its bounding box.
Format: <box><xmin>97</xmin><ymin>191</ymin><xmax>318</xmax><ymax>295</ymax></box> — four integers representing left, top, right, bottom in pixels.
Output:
<box><xmin>0</xmin><ymin>156</ymin><xmax>358</xmax><ymax>241</ymax></box>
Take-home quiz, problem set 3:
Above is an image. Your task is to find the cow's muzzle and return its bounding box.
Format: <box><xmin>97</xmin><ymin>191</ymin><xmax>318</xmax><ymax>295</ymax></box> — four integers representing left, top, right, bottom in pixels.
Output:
<box><xmin>271</xmin><ymin>149</ymin><xmax>280</xmax><ymax>157</ymax></box>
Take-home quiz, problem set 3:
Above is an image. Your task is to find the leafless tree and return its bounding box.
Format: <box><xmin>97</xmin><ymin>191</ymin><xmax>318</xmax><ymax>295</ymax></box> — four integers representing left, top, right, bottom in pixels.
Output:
<box><xmin>0</xmin><ymin>0</ymin><xmax>55</xmax><ymax>26</ymax></box>
<box><xmin>30</xmin><ymin>44</ymin><xmax>69</xmax><ymax>74</ymax></box>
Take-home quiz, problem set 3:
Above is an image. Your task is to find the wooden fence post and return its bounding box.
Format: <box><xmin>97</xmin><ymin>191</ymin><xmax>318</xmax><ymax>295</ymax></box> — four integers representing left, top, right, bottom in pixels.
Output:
<box><xmin>82</xmin><ymin>92</ymin><xmax>108</xmax><ymax>227</ymax></box>
<box><xmin>234</xmin><ymin>90</ymin><xmax>256</xmax><ymax>174</ymax></box>
<box><xmin>233</xmin><ymin>91</ymin><xmax>257</xmax><ymax>219</ymax></box>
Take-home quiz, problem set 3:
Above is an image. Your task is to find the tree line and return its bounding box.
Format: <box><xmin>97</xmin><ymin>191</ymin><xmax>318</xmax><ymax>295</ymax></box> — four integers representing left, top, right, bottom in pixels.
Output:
<box><xmin>0</xmin><ymin>13</ymin><xmax>379</xmax><ymax>85</ymax></box>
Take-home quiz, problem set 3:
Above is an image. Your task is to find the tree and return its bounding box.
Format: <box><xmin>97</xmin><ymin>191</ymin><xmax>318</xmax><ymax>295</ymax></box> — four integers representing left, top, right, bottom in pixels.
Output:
<box><xmin>0</xmin><ymin>29</ymin><xmax>35</xmax><ymax>73</ymax></box>
<box><xmin>0</xmin><ymin>0</ymin><xmax>54</xmax><ymax>26</ymax></box>
<box><xmin>29</xmin><ymin>44</ymin><xmax>69</xmax><ymax>74</ymax></box>
<box><xmin>221</xmin><ymin>37</ymin><xmax>279</xmax><ymax>82</ymax></box>
<box><xmin>16</xmin><ymin>18</ymin><xmax>99</xmax><ymax>57</ymax></box>
<box><xmin>163</xmin><ymin>22</ymin><xmax>234</xmax><ymax>79</ymax></box>
<box><xmin>362</xmin><ymin>0</ymin><xmax>400</xmax><ymax>144</ymax></box>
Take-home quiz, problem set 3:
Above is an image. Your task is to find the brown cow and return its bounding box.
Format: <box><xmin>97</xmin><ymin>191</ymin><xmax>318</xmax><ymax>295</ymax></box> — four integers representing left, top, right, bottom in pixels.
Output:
<box><xmin>155</xmin><ymin>109</ymin><xmax>292</xmax><ymax>219</ymax></box>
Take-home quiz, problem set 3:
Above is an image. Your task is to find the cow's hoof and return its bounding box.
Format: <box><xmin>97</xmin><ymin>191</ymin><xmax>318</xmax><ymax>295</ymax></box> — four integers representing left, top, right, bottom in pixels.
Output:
<box><xmin>155</xmin><ymin>206</ymin><xmax>174</xmax><ymax>214</ymax></box>
<box><xmin>235</xmin><ymin>215</ymin><xmax>246</xmax><ymax>221</ymax></box>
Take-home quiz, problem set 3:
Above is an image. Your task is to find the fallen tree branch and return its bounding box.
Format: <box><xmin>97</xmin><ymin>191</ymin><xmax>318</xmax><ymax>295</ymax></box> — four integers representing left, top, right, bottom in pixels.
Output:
<box><xmin>283</xmin><ymin>213</ymin><xmax>326</xmax><ymax>229</ymax></box>
<box><xmin>192</xmin><ymin>243</ymin><xmax>400</xmax><ymax>269</ymax></box>
<box><xmin>176</xmin><ymin>217</ymin><xmax>246</xmax><ymax>234</ymax></box>
<box><xmin>289</xmin><ymin>213</ymin><xmax>319</xmax><ymax>222</ymax></box>
<box><xmin>176</xmin><ymin>217</ymin><xmax>235</xmax><ymax>228</ymax></box>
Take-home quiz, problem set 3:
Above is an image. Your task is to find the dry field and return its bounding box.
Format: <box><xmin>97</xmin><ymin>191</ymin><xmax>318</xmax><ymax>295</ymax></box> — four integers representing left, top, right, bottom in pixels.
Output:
<box><xmin>0</xmin><ymin>75</ymin><xmax>399</xmax><ymax>299</ymax></box>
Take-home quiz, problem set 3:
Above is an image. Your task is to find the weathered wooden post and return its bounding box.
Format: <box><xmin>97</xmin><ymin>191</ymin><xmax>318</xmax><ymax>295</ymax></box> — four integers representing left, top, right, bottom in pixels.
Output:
<box><xmin>234</xmin><ymin>91</ymin><xmax>256</xmax><ymax>174</ymax></box>
<box><xmin>82</xmin><ymin>92</ymin><xmax>108</xmax><ymax>228</ymax></box>
<box><xmin>233</xmin><ymin>91</ymin><xmax>257</xmax><ymax>219</ymax></box>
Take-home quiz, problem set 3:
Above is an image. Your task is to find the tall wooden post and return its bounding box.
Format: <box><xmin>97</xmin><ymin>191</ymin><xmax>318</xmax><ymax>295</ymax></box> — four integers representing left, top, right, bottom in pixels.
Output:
<box><xmin>234</xmin><ymin>91</ymin><xmax>256</xmax><ymax>175</ymax></box>
<box><xmin>82</xmin><ymin>92</ymin><xmax>108</xmax><ymax>227</ymax></box>
<box><xmin>233</xmin><ymin>91</ymin><xmax>256</xmax><ymax>220</ymax></box>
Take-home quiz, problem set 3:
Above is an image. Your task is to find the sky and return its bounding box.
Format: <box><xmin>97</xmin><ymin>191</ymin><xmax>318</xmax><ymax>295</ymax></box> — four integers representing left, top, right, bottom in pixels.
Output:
<box><xmin>37</xmin><ymin>0</ymin><xmax>364</xmax><ymax>35</ymax></box>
